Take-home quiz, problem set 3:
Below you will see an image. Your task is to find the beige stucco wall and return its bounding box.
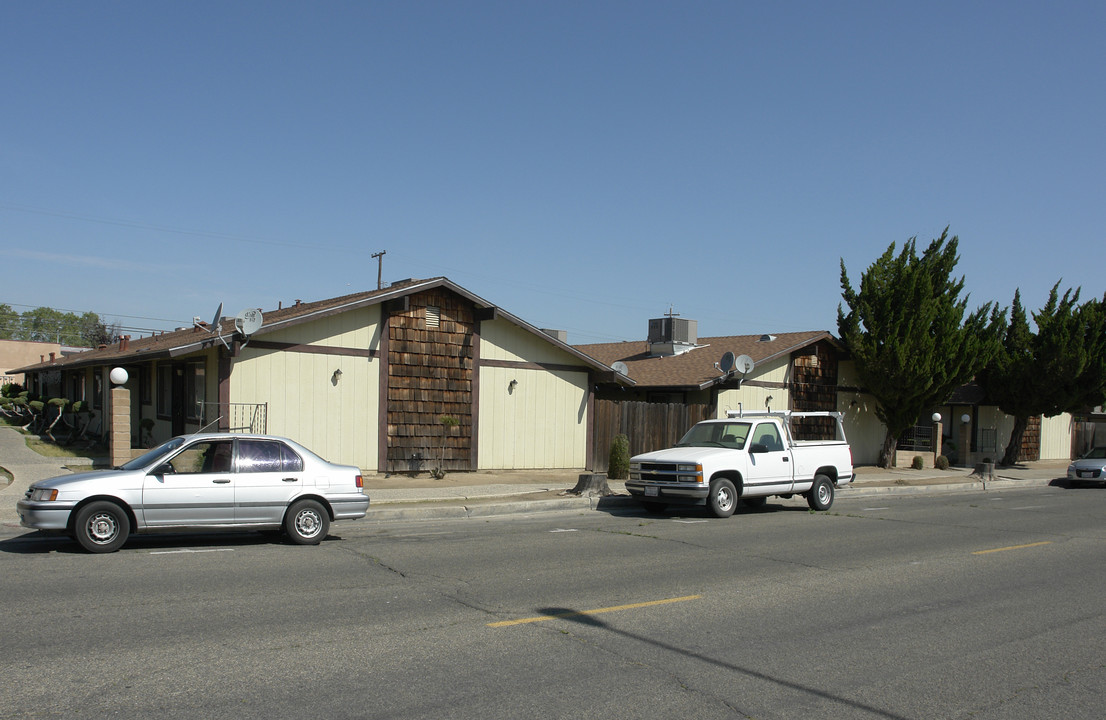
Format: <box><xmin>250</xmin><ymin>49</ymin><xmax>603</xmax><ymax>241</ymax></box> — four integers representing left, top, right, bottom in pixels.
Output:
<box><xmin>715</xmin><ymin>355</ymin><xmax>792</xmax><ymax>418</ymax></box>
<box><xmin>0</xmin><ymin>339</ymin><xmax>62</xmax><ymax>385</ymax></box>
<box><xmin>230</xmin><ymin>307</ymin><xmax>381</xmax><ymax>469</ymax></box>
<box><xmin>478</xmin><ymin>319</ymin><xmax>588</xmax><ymax>469</ymax></box>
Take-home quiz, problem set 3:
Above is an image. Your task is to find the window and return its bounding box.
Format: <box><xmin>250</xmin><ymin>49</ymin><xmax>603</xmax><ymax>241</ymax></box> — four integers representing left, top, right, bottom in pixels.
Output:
<box><xmin>237</xmin><ymin>440</ymin><xmax>303</xmax><ymax>473</ymax></box>
<box><xmin>167</xmin><ymin>440</ymin><xmax>234</xmax><ymax>474</ymax></box>
<box><xmin>751</xmin><ymin>423</ymin><xmax>783</xmax><ymax>452</ymax></box>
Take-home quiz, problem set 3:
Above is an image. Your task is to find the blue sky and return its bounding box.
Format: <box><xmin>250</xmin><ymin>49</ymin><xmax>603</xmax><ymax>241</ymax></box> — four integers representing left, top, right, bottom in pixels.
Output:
<box><xmin>3</xmin><ymin>1</ymin><xmax>1103</xmax><ymax>344</ymax></box>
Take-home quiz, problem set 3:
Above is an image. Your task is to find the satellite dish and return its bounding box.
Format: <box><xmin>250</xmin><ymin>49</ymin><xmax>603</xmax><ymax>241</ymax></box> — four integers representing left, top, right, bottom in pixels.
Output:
<box><xmin>195</xmin><ymin>302</ymin><xmax>230</xmax><ymax>350</ymax></box>
<box><xmin>235</xmin><ymin>308</ymin><xmax>264</xmax><ymax>336</ymax></box>
<box><xmin>735</xmin><ymin>354</ymin><xmax>755</xmax><ymax>374</ymax></box>
<box><xmin>612</xmin><ymin>361</ymin><xmax>630</xmax><ymax>377</ymax></box>
<box><xmin>719</xmin><ymin>351</ymin><xmax>736</xmax><ymax>373</ymax></box>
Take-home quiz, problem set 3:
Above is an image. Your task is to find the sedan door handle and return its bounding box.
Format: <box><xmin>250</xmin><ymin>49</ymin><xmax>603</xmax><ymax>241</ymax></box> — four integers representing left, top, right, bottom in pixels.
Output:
<box><xmin>282</xmin><ymin>477</ymin><xmax>299</xmax><ymax>483</ymax></box>
<box><xmin>213</xmin><ymin>479</ymin><xmax>231</xmax><ymax>484</ymax></box>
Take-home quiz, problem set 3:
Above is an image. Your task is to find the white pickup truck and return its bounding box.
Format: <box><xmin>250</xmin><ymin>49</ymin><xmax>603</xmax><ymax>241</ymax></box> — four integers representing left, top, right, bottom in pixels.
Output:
<box><xmin>626</xmin><ymin>411</ymin><xmax>854</xmax><ymax>517</ymax></box>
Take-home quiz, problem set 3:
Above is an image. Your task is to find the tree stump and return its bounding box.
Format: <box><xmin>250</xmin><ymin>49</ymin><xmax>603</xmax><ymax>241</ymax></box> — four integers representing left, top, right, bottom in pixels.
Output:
<box><xmin>564</xmin><ymin>473</ymin><xmax>612</xmax><ymax>497</ymax></box>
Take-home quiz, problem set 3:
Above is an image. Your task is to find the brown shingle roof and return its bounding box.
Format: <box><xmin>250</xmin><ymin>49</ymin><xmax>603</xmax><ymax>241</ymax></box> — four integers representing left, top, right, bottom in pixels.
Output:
<box><xmin>10</xmin><ymin>278</ymin><xmax>440</xmax><ymax>373</ymax></box>
<box><xmin>575</xmin><ymin>331</ymin><xmax>838</xmax><ymax>389</ymax></box>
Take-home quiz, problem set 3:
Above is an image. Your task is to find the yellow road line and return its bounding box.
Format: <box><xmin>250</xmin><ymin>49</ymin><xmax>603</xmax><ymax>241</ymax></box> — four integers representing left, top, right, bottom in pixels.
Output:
<box><xmin>972</xmin><ymin>541</ymin><xmax>1053</xmax><ymax>555</ymax></box>
<box><xmin>488</xmin><ymin>594</ymin><xmax>702</xmax><ymax>628</ymax></box>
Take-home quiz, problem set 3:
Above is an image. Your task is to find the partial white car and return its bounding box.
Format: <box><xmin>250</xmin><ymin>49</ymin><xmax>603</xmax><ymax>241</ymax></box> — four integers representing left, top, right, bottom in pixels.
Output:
<box><xmin>1068</xmin><ymin>447</ymin><xmax>1106</xmax><ymax>486</ymax></box>
<box><xmin>18</xmin><ymin>433</ymin><xmax>370</xmax><ymax>553</ymax></box>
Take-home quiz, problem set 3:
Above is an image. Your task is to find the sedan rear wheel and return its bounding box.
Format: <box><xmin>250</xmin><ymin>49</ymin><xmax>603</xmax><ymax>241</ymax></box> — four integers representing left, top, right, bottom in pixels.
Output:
<box><xmin>284</xmin><ymin>500</ymin><xmax>330</xmax><ymax>545</ymax></box>
<box><xmin>74</xmin><ymin>501</ymin><xmax>130</xmax><ymax>553</ymax></box>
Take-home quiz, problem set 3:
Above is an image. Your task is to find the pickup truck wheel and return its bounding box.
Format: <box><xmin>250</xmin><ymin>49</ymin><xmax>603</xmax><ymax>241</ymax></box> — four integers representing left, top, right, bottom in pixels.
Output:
<box><xmin>709</xmin><ymin>479</ymin><xmax>737</xmax><ymax>518</ymax></box>
<box><xmin>742</xmin><ymin>496</ymin><xmax>767</xmax><ymax>510</ymax></box>
<box><xmin>807</xmin><ymin>475</ymin><xmax>834</xmax><ymax>511</ymax></box>
<box><xmin>642</xmin><ymin>502</ymin><xmax>668</xmax><ymax>514</ymax></box>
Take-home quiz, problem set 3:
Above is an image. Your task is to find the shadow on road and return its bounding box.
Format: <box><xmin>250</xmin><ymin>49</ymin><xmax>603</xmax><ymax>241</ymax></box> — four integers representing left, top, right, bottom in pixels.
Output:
<box><xmin>0</xmin><ymin>530</ymin><xmax>346</xmax><ymax>554</ymax></box>
<box><xmin>536</xmin><ymin>605</ymin><xmax>910</xmax><ymax>720</ymax></box>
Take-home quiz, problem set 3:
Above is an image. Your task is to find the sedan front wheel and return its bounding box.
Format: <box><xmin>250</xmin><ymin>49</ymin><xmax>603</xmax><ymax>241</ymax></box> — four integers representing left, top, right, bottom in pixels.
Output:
<box><xmin>74</xmin><ymin>501</ymin><xmax>130</xmax><ymax>553</ymax></box>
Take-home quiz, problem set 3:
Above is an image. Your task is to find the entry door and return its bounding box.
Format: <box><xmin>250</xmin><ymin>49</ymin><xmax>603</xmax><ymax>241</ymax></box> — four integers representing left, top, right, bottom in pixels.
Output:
<box><xmin>744</xmin><ymin>422</ymin><xmax>793</xmax><ymax>493</ymax></box>
<box><xmin>141</xmin><ymin>439</ymin><xmax>235</xmax><ymax>526</ymax></box>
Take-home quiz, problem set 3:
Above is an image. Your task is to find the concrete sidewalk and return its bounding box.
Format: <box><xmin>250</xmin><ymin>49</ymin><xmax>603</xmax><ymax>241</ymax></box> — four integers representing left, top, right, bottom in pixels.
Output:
<box><xmin>0</xmin><ymin>425</ymin><xmax>1072</xmax><ymax>532</ymax></box>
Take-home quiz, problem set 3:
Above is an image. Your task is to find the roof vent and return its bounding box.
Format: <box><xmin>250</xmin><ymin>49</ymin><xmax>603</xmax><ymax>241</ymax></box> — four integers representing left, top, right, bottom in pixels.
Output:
<box><xmin>759</xmin><ymin>334</ymin><xmax>777</xmax><ymax>342</ymax></box>
<box><xmin>648</xmin><ymin>315</ymin><xmax>699</xmax><ymax>356</ymax></box>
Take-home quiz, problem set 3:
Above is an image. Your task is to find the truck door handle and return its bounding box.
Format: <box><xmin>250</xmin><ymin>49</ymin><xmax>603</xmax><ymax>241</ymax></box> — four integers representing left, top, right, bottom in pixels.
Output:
<box><xmin>213</xmin><ymin>479</ymin><xmax>231</xmax><ymax>484</ymax></box>
<box><xmin>282</xmin><ymin>477</ymin><xmax>299</xmax><ymax>482</ymax></box>
<box><xmin>782</xmin><ymin>457</ymin><xmax>789</xmax><ymax>462</ymax></box>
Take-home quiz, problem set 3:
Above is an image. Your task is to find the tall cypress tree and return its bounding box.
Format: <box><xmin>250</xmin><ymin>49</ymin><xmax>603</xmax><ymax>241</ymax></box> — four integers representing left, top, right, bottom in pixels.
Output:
<box><xmin>984</xmin><ymin>286</ymin><xmax>1106</xmax><ymax>464</ymax></box>
<box><xmin>838</xmin><ymin>229</ymin><xmax>1003</xmax><ymax>468</ymax></box>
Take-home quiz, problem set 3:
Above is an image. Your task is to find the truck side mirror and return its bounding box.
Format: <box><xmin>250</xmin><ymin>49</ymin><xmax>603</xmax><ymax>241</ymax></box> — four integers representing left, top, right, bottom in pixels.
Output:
<box><xmin>749</xmin><ymin>443</ymin><xmax>768</xmax><ymax>454</ymax></box>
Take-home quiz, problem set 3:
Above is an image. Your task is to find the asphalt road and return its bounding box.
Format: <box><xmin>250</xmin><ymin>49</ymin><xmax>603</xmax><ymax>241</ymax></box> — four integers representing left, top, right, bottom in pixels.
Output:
<box><xmin>2</xmin><ymin>485</ymin><xmax>1104</xmax><ymax>719</ymax></box>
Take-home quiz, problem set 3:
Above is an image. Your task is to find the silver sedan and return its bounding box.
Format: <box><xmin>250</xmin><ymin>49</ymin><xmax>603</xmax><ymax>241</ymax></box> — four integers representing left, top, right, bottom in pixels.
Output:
<box><xmin>1068</xmin><ymin>446</ymin><xmax>1106</xmax><ymax>486</ymax></box>
<box><xmin>17</xmin><ymin>433</ymin><xmax>370</xmax><ymax>553</ymax></box>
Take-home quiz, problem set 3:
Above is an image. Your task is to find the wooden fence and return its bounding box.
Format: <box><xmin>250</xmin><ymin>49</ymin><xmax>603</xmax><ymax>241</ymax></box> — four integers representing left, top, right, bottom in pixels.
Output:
<box><xmin>592</xmin><ymin>400</ymin><xmax>710</xmax><ymax>473</ymax></box>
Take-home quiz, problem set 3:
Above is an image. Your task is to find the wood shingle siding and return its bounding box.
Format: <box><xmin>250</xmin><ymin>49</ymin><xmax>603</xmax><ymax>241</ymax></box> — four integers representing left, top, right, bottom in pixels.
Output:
<box><xmin>386</xmin><ymin>289</ymin><xmax>475</xmax><ymax>473</ymax></box>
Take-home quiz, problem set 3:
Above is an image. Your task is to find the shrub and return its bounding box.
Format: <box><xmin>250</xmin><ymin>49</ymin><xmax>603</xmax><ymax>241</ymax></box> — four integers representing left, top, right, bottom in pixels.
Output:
<box><xmin>935</xmin><ymin>455</ymin><xmax>950</xmax><ymax>470</ymax></box>
<box><xmin>911</xmin><ymin>455</ymin><xmax>925</xmax><ymax>470</ymax></box>
<box><xmin>608</xmin><ymin>434</ymin><xmax>630</xmax><ymax>480</ymax></box>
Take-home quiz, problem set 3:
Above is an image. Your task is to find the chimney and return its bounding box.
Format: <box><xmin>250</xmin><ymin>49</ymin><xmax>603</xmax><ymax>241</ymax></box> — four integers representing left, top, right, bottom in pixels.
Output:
<box><xmin>49</xmin><ymin>352</ymin><xmax>56</xmax><ymax>362</ymax></box>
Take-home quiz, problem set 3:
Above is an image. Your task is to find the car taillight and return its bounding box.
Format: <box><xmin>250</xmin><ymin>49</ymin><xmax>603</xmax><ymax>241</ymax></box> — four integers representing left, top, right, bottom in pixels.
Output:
<box><xmin>355</xmin><ymin>474</ymin><xmax>364</xmax><ymax>489</ymax></box>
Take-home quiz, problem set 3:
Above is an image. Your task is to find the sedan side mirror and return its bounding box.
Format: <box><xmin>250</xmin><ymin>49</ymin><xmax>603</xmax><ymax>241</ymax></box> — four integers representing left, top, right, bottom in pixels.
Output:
<box><xmin>154</xmin><ymin>462</ymin><xmax>175</xmax><ymax>475</ymax></box>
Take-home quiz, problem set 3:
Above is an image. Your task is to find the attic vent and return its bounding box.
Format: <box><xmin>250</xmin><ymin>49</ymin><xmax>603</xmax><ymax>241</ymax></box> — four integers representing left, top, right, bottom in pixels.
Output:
<box><xmin>426</xmin><ymin>305</ymin><xmax>441</xmax><ymax>329</ymax></box>
<box><xmin>759</xmin><ymin>334</ymin><xmax>777</xmax><ymax>342</ymax></box>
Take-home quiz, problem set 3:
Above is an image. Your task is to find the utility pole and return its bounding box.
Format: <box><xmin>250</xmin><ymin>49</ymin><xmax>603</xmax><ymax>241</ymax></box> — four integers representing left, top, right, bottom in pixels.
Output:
<box><xmin>372</xmin><ymin>250</ymin><xmax>386</xmax><ymax>290</ymax></box>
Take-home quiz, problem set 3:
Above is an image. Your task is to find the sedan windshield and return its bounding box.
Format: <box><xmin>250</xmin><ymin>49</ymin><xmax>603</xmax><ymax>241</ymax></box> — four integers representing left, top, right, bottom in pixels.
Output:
<box><xmin>676</xmin><ymin>422</ymin><xmax>750</xmax><ymax>449</ymax></box>
<box><xmin>1083</xmin><ymin>447</ymin><xmax>1106</xmax><ymax>460</ymax></box>
<box><xmin>119</xmin><ymin>436</ymin><xmax>188</xmax><ymax>471</ymax></box>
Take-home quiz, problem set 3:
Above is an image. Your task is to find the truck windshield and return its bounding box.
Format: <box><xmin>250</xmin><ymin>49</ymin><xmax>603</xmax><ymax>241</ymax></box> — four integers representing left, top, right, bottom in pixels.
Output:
<box><xmin>676</xmin><ymin>421</ymin><xmax>750</xmax><ymax>449</ymax></box>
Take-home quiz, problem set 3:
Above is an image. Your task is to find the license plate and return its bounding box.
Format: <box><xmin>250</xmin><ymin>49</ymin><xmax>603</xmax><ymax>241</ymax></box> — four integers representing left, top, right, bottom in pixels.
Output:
<box><xmin>1080</xmin><ymin>471</ymin><xmax>1095</xmax><ymax>478</ymax></box>
<box><xmin>644</xmin><ymin>486</ymin><xmax>659</xmax><ymax>497</ymax></box>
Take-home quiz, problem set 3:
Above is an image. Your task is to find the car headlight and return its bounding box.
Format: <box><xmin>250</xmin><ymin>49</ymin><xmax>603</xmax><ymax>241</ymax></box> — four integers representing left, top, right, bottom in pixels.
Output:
<box><xmin>30</xmin><ymin>488</ymin><xmax>59</xmax><ymax>502</ymax></box>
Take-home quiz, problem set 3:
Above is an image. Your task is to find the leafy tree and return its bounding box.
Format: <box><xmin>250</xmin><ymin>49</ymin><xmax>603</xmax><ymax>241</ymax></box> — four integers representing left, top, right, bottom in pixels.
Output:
<box><xmin>19</xmin><ymin>306</ymin><xmax>72</xmax><ymax>343</ymax></box>
<box><xmin>0</xmin><ymin>304</ymin><xmax>19</xmax><ymax>340</ymax></box>
<box><xmin>6</xmin><ymin>306</ymin><xmax>116</xmax><ymax>347</ymax></box>
<box><xmin>78</xmin><ymin>311</ymin><xmax>119</xmax><ymax>347</ymax></box>
<box><xmin>983</xmin><ymin>286</ymin><xmax>1106</xmax><ymax>464</ymax></box>
<box><xmin>838</xmin><ymin>229</ymin><xmax>1003</xmax><ymax>467</ymax></box>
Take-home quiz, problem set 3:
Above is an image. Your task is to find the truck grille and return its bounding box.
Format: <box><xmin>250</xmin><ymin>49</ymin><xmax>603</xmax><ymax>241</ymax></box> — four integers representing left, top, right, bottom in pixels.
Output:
<box><xmin>638</xmin><ymin>463</ymin><xmax>681</xmax><ymax>482</ymax></box>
